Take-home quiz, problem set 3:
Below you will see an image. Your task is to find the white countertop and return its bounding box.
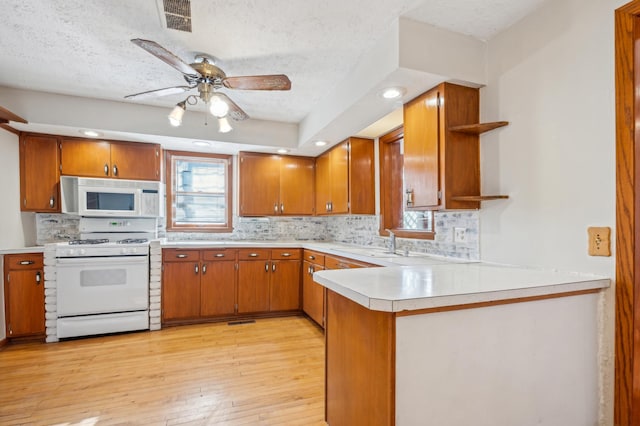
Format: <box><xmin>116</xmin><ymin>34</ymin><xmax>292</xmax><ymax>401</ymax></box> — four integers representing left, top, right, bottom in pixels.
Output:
<box><xmin>0</xmin><ymin>246</ymin><xmax>45</xmax><ymax>255</ymax></box>
<box><xmin>313</xmin><ymin>263</ymin><xmax>610</xmax><ymax>312</ymax></box>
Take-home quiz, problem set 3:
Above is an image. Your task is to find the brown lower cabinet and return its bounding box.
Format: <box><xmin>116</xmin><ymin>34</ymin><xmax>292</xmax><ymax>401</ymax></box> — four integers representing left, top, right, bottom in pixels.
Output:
<box><xmin>162</xmin><ymin>248</ymin><xmax>301</xmax><ymax>324</ymax></box>
<box><xmin>302</xmin><ymin>250</ymin><xmax>376</xmax><ymax>329</ymax></box>
<box><xmin>3</xmin><ymin>253</ymin><xmax>45</xmax><ymax>339</ymax></box>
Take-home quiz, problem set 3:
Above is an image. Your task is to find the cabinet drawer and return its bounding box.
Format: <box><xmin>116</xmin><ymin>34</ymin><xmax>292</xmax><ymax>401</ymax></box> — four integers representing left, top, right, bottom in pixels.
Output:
<box><xmin>303</xmin><ymin>250</ymin><xmax>325</xmax><ymax>266</ymax></box>
<box><xmin>202</xmin><ymin>249</ymin><xmax>238</xmax><ymax>261</ymax></box>
<box><xmin>325</xmin><ymin>255</ymin><xmax>373</xmax><ymax>270</ymax></box>
<box><xmin>162</xmin><ymin>249</ymin><xmax>201</xmax><ymax>262</ymax></box>
<box><xmin>271</xmin><ymin>248</ymin><xmax>301</xmax><ymax>260</ymax></box>
<box><xmin>4</xmin><ymin>253</ymin><xmax>43</xmax><ymax>270</ymax></box>
<box><xmin>238</xmin><ymin>249</ymin><xmax>270</xmax><ymax>260</ymax></box>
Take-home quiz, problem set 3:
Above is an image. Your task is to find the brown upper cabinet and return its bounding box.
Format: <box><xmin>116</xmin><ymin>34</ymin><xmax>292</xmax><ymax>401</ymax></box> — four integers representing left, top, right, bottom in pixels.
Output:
<box><xmin>239</xmin><ymin>152</ymin><xmax>315</xmax><ymax>216</ymax></box>
<box><xmin>315</xmin><ymin>137</ymin><xmax>375</xmax><ymax>215</ymax></box>
<box><xmin>19</xmin><ymin>133</ymin><xmax>61</xmax><ymax>212</ymax></box>
<box><xmin>60</xmin><ymin>138</ymin><xmax>161</xmax><ymax>181</ymax></box>
<box><xmin>403</xmin><ymin>82</ymin><xmax>507</xmax><ymax>210</ymax></box>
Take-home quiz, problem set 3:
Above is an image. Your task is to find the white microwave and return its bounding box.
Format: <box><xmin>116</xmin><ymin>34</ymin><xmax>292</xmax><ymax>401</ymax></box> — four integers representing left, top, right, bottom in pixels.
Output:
<box><xmin>60</xmin><ymin>176</ymin><xmax>162</xmax><ymax>217</ymax></box>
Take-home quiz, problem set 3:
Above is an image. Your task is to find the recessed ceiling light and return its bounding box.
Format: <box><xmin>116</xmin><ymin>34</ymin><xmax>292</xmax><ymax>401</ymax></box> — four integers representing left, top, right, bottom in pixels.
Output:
<box><xmin>193</xmin><ymin>141</ymin><xmax>211</xmax><ymax>147</ymax></box>
<box><xmin>314</xmin><ymin>140</ymin><xmax>327</xmax><ymax>147</ymax></box>
<box><xmin>80</xmin><ymin>130</ymin><xmax>101</xmax><ymax>138</ymax></box>
<box><xmin>380</xmin><ymin>87</ymin><xmax>406</xmax><ymax>100</ymax></box>
<box><xmin>277</xmin><ymin>149</ymin><xmax>289</xmax><ymax>154</ymax></box>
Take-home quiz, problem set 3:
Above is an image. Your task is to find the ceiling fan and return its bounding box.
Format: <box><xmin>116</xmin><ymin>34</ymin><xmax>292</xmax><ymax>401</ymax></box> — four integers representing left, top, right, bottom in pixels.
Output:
<box><xmin>125</xmin><ymin>38</ymin><xmax>291</xmax><ymax>132</ymax></box>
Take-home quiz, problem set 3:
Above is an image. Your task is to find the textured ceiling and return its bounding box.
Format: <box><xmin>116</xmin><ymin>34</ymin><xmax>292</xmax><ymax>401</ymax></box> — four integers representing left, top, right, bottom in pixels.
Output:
<box><xmin>0</xmin><ymin>0</ymin><xmax>546</xmax><ymax>128</ymax></box>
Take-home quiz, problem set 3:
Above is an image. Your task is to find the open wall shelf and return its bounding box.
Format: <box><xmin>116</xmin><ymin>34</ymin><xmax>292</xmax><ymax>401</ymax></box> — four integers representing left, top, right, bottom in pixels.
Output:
<box><xmin>449</xmin><ymin>121</ymin><xmax>509</xmax><ymax>134</ymax></box>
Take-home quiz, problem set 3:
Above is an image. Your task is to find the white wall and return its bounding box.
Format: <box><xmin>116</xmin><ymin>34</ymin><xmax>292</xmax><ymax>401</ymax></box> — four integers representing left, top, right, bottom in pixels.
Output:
<box><xmin>479</xmin><ymin>0</ymin><xmax>625</xmax><ymax>424</ymax></box>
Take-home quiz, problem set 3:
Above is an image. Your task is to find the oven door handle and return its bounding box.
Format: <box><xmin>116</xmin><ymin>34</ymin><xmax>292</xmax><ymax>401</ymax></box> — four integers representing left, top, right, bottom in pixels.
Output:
<box><xmin>56</xmin><ymin>255</ymin><xmax>148</xmax><ymax>266</ymax></box>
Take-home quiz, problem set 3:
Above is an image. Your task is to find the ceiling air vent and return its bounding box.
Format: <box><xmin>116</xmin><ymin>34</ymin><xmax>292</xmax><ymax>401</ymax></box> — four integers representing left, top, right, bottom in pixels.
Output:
<box><xmin>163</xmin><ymin>0</ymin><xmax>192</xmax><ymax>33</ymax></box>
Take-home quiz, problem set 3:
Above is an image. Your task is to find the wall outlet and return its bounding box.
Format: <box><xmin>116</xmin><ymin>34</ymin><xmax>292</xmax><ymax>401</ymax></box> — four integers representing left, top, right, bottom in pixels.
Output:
<box><xmin>587</xmin><ymin>226</ymin><xmax>611</xmax><ymax>256</ymax></box>
<box><xmin>454</xmin><ymin>227</ymin><xmax>467</xmax><ymax>243</ymax></box>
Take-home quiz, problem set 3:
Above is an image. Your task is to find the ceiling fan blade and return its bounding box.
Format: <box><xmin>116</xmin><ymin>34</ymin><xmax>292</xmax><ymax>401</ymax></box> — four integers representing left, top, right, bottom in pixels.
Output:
<box><xmin>124</xmin><ymin>85</ymin><xmax>193</xmax><ymax>100</ymax></box>
<box><xmin>131</xmin><ymin>38</ymin><xmax>201</xmax><ymax>78</ymax></box>
<box><xmin>216</xmin><ymin>92</ymin><xmax>249</xmax><ymax>121</ymax></box>
<box><xmin>222</xmin><ymin>75</ymin><xmax>291</xmax><ymax>91</ymax></box>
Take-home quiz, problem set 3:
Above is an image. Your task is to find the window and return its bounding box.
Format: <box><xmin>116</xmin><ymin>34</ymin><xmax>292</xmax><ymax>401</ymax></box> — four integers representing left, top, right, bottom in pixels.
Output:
<box><xmin>166</xmin><ymin>151</ymin><xmax>233</xmax><ymax>232</ymax></box>
<box><xmin>379</xmin><ymin>127</ymin><xmax>434</xmax><ymax>239</ymax></box>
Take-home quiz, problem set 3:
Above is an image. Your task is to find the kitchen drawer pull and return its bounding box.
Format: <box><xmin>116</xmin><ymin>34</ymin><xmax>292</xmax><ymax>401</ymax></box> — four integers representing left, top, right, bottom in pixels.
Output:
<box><xmin>249</xmin><ymin>253</ymin><xmax>259</xmax><ymax>257</ymax></box>
<box><xmin>308</xmin><ymin>255</ymin><xmax>315</xmax><ymax>260</ymax></box>
<box><xmin>281</xmin><ymin>253</ymin><xmax>291</xmax><ymax>257</ymax></box>
<box><xmin>176</xmin><ymin>254</ymin><xmax>188</xmax><ymax>258</ymax></box>
<box><xmin>194</xmin><ymin>264</ymin><xmax>199</xmax><ymax>274</ymax></box>
<box><xmin>36</xmin><ymin>271</ymin><xmax>41</xmax><ymax>284</ymax></box>
<box><xmin>19</xmin><ymin>260</ymin><xmax>35</xmax><ymax>265</ymax></box>
<box><xmin>215</xmin><ymin>253</ymin><xmax>225</xmax><ymax>258</ymax></box>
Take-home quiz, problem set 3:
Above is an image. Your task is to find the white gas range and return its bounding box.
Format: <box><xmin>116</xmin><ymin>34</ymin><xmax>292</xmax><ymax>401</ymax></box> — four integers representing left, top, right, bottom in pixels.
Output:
<box><xmin>54</xmin><ymin>217</ymin><xmax>156</xmax><ymax>339</ymax></box>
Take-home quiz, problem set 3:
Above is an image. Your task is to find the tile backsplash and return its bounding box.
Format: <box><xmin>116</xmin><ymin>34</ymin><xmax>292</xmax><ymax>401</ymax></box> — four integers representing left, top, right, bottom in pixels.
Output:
<box><xmin>36</xmin><ymin>211</ymin><xmax>479</xmax><ymax>260</ymax></box>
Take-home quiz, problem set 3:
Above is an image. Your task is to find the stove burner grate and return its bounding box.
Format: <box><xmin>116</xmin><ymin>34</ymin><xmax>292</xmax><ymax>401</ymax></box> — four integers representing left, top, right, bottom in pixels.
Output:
<box><xmin>68</xmin><ymin>238</ymin><xmax>110</xmax><ymax>245</ymax></box>
<box><xmin>117</xmin><ymin>238</ymin><xmax>149</xmax><ymax>244</ymax></box>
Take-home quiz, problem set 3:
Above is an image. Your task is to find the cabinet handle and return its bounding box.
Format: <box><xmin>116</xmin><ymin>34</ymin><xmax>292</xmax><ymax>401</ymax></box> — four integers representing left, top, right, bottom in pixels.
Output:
<box><xmin>36</xmin><ymin>271</ymin><xmax>41</xmax><ymax>284</ymax></box>
<box><xmin>49</xmin><ymin>196</ymin><xmax>55</xmax><ymax>208</ymax></box>
<box><xmin>274</xmin><ymin>203</ymin><xmax>278</xmax><ymax>213</ymax></box>
<box><xmin>113</xmin><ymin>165</ymin><xmax>118</xmax><ymax>176</ymax></box>
<box><xmin>215</xmin><ymin>253</ymin><xmax>225</xmax><ymax>258</ymax></box>
<box><xmin>104</xmin><ymin>164</ymin><xmax>109</xmax><ymax>176</ymax></box>
<box><xmin>325</xmin><ymin>202</ymin><xmax>329</xmax><ymax>212</ymax></box>
<box><xmin>194</xmin><ymin>264</ymin><xmax>199</xmax><ymax>274</ymax></box>
<box><xmin>280</xmin><ymin>203</ymin><xmax>284</xmax><ymax>213</ymax></box>
<box><xmin>272</xmin><ymin>263</ymin><xmax>276</xmax><ymax>272</ymax></box>
<box><xmin>202</xmin><ymin>264</ymin><xmax>207</xmax><ymax>275</ymax></box>
<box><xmin>281</xmin><ymin>253</ymin><xmax>291</xmax><ymax>257</ymax></box>
<box><xmin>308</xmin><ymin>255</ymin><xmax>315</xmax><ymax>260</ymax></box>
<box><xmin>406</xmin><ymin>189</ymin><xmax>414</xmax><ymax>206</ymax></box>
<box><xmin>309</xmin><ymin>265</ymin><xmax>315</xmax><ymax>274</ymax></box>
<box><xmin>265</xmin><ymin>262</ymin><xmax>269</xmax><ymax>272</ymax></box>
<box><xmin>329</xmin><ymin>202</ymin><xmax>333</xmax><ymax>212</ymax></box>
<box><xmin>249</xmin><ymin>253</ymin><xmax>259</xmax><ymax>258</ymax></box>
<box><xmin>19</xmin><ymin>260</ymin><xmax>35</xmax><ymax>265</ymax></box>
<box><xmin>176</xmin><ymin>254</ymin><xmax>188</xmax><ymax>258</ymax></box>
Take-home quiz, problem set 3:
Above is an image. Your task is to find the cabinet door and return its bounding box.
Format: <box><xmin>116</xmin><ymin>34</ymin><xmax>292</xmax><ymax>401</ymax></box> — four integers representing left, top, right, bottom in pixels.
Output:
<box><xmin>162</xmin><ymin>262</ymin><xmax>201</xmax><ymax>321</ymax></box>
<box><xmin>303</xmin><ymin>261</ymin><xmax>325</xmax><ymax>327</ymax></box>
<box><xmin>279</xmin><ymin>156</ymin><xmax>315</xmax><ymax>215</ymax></box>
<box><xmin>329</xmin><ymin>142</ymin><xmax>350</xmax><ymax>214</ymax></box>
<box><xmin>239</xmin><ymin>153</ymin><xmax>280</xmax><ymax>216</ymax></box>
<box><xmin>315</xmin><ymin>151</ymin><xmax>332</xmax><ymax>214</ymax></box>
<box><xmin>348</xmin><ymin>138</ymin><xmax>375</xmax><ymax>214</ymax></box>
<box><xmin>200</xmin><ymin>260</ymin><xmax>236</xmax><ymax>317</ymax></box>
<box><xmin>403</xmin><ymin>88</ymin><xmax>440</xmax><ymax>208</ymax></box>
<box><xmin>60</xmin><ymin>139</ymin><xmax>112</xmax><ymax>178</ymax></box>
<box><xmin>270</xmin><ymin>260</ymin><xmax>301</xmax><ymax>311</ymax></box>
<box><xmin>237</xmin><ymin>260</ymin><xmax>271</xmax><ymax>313</ymax></box>
<box><xmin>19</xmin><ymin>134</ymin><xmax>60</xmax><ymax>212</ymax></box>
<box><xmin>110</xmin><ymin>142</ymin><xmax>161</xmax><ymax>181</ymax></box>
<box><xmin>6</xmin><ymin>269</ymin><xmax>45</xmax><ymax>337</ymax></box>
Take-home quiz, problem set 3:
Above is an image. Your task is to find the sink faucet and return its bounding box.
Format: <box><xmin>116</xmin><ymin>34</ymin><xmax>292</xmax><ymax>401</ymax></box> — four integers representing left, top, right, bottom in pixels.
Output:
<box><xmin>385</xmin><ymin>229</ymin><xmax>396</xmax><ymax>254</ymax></box>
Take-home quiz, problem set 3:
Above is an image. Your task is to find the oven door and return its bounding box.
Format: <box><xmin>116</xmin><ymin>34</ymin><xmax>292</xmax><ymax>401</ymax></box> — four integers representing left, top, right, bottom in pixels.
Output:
<box><xmin>56</xmin><ymin>255</ymin><xmax>149</xmax><ymax>317</ymax></box>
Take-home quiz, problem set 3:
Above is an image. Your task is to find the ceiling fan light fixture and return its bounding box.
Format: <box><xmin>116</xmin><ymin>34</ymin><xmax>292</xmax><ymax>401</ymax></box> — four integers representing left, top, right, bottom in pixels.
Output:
<box><xmin>218</xmin><ymin>117</ymin><xmax>232</xmax><ymax>133</ymax></box>
<box><xmin>209</xmin><ymin>94</ymin><xmax>230</xmax><ymax>118</ymax></box>
<box><xmin>168</xmin><ymin>101</ymin><xmax>186</xmax><ymax>126</ymax></box>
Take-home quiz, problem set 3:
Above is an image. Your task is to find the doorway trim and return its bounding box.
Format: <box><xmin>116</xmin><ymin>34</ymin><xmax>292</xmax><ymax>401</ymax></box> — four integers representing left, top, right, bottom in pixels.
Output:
<box><xmin>615</xmin><ymin>2</ymin><xmax>640</xmax><ymax>424</ymax></box>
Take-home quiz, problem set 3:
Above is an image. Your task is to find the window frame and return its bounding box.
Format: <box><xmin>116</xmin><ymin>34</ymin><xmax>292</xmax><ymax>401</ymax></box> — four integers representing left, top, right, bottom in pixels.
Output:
<box><xmin>165</xmin><ymin>150</ymin><xmax>233</xmax><ymax>233</ymax></box>
<box><xmin>379</xmin><ymin>126</ymin><xmax>435</xmax><ymax>240</ymax></box>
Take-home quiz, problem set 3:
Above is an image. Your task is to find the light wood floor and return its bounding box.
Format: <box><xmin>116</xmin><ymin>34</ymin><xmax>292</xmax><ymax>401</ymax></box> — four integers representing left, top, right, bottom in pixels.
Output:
<box><xmin>0</xmin><ymin>316</ymin><xmax>326</xmax><ymax>426</ymax></box>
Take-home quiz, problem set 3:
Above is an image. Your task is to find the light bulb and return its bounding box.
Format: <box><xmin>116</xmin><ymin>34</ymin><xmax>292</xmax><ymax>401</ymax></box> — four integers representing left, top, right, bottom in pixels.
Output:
<box><xmin>209</xmin><ymin>95</ymin><xmax>229</xmax><ymax>118</ymax></box>
<box><xmin>218</xmin><ymin>117</ymin><xmax>232</xmax><ymax>133</ymax></box>
<box><xmin>168</xmin><ymin>102</ymin><xmax>186</xmax><ymax>127</ymax></box>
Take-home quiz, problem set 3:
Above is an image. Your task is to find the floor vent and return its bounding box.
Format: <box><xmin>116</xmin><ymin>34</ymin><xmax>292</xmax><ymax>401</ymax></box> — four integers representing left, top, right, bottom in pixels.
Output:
<box><xmin>228</xmin><ymin>320</ymin><xmax>256</xmax><ymax>326</ymax></box>
<box><xmin>163</xmin><ymin>0</ymin><xmax>192</xmax><ymax>32</ymax></box>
